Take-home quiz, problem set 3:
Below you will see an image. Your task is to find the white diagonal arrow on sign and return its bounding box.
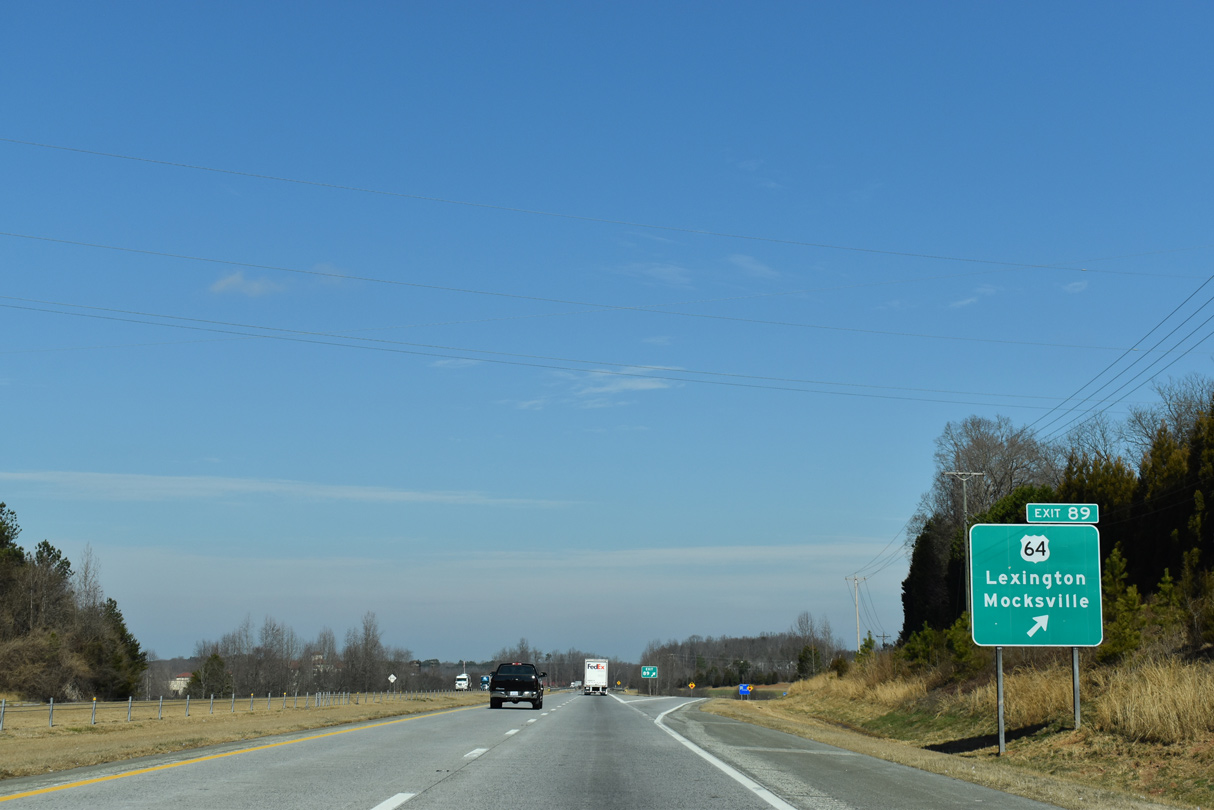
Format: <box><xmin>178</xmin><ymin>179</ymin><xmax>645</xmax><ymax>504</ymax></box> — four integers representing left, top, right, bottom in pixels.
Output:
<box><xmin>1027</xmin><ymin>615</ymin><xmax>1049</xmax><ymax>637</ymax></box>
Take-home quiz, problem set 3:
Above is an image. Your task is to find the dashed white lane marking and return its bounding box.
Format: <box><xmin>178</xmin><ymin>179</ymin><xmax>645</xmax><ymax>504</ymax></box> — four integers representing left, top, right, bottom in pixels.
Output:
<box><xmin>369</xmin><ymin>793</ymin><xmax>415</xmax><ymax>810</ymax></box>
<box><xmin>527</xmin><ymin>718</ymin><xmax>538</xmax><ymax>724</ymax></box>
<box><xmin>464</xmin><ymin>748</ymin><xmax>488</xmax><ymax>759</ymax></box>
<box><xmin>505</xmin><ymin>729</ymin><xmax>519</xmax><ymax>736</ymax></box>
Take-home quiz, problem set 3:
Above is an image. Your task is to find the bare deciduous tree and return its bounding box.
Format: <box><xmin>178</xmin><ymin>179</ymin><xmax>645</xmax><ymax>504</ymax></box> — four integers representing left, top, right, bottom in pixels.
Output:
<box><xmin>926</xmin><ymin>414</ymin><xmax>1062</xmax><ymax>533</ymax></box>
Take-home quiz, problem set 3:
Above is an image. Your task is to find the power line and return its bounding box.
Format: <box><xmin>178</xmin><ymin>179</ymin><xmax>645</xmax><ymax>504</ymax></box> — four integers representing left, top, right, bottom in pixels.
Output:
<box><xmin>1027</xmin><ymin>274</ymin><xmax>1214</xmax><ymax>439</ymax></box>
<box><xmin>850</xmin><ymin>518</ymin><xmax>915</xmax><ymax>580</ymax></box>
<box><xmin>1043</xmin><ymin>322</ymin><xmax>1214</xmax><ymax>443</ymax></box>
<box><xmin>860</xmin><ymin>579</ymin><xmax>888</xmax><ymax>642</ymax></box>
<box><xmin>4</xmin><ymin>295</ymin><xmax>1142</xmax><ymax>409</ymax></box>
<box><xmin>2</xmin><ymin>231</ymin><xmax>1143</xmax><ymax>353</ymax></box>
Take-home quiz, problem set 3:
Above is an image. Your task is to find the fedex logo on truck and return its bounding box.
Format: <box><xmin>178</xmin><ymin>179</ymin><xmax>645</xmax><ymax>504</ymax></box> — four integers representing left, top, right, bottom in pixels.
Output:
<box><xmin>587</xmin><ymin>663</ymin><xmax>605</xmax><ymax>670</ymax></box>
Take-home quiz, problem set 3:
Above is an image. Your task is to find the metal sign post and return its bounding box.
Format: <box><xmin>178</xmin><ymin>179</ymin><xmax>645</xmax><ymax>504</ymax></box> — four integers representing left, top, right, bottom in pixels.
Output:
<box><xmin>996</xmin><ymin>647</ymin><xmax>1005</xmax><ymax>755</ymax></box>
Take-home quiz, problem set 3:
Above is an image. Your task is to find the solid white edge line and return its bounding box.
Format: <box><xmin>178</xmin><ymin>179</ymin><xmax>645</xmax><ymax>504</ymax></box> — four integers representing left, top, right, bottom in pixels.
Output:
<box><xmin>368</xmin><ymin>793</ymin><xmax>415</xmax><ymax>810</ymax></box>
<box><xmin>653</xmin><ymin>700</ymin><xmax>801</xmax><ymax>810</ymax></box>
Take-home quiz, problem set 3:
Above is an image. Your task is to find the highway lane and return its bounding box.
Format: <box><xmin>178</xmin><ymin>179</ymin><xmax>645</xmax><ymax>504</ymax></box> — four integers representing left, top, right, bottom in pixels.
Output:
<box><xmin>0</xmin><ymin>693</ymin><xmax>1062</xmax><ymax>809</ymax></box>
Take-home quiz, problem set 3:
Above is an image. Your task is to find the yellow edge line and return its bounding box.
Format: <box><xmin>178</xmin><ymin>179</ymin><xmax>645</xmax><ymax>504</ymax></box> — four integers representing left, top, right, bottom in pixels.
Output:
<box><xmin>0</xmin><ymin>703</ymin><xmax>482</xmax><ymax>803</ymax></box>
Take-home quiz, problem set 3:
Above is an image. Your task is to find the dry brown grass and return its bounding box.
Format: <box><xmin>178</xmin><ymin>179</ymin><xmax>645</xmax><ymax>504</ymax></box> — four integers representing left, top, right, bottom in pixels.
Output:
<box><xmin>1090</xmin><ymin>658</ymin><xmax>1214</xmax><ymax>744</ymax></box>
<box><xmin>946</xmin><ymin>665</ymin><xmax>1079</xmax><ymax>728</ymax></box>
<box><xmin>0</xmin><ymin>692</ymin><xmax>486</xmax><ymax>779</ymax></box>
<box><xmin>712</xmin><ymin>654</ymin><xmax>1214</xmax><ymax>809</ymax></box>
<box><xmin>811</xmin><ymin>654</ymin><xmax>1214</xmax><ymax>747</ymax></box>
<box><xmin>788</xmin><ymin>669</ymin><xmax>928</xmax><ymax>711</ymax></box>
<box><xmin>703</xmin><ymin>699</ymin><xmax>1182</xmax><ymax>810</ymax></box>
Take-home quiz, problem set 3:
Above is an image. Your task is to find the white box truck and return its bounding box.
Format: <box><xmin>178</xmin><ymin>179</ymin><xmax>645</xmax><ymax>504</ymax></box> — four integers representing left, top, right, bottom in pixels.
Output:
<box><xmin>583</xmin><ymin>659</ymin><xmax>608</xmax><ymax>695</ymax></box>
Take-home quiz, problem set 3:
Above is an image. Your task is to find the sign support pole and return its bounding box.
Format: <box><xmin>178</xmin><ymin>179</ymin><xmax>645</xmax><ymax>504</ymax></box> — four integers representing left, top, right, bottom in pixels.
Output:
<box><xmin>1072</xmin><ymin>647</ymin><xmax>1081</xmax><ymax>729</ymax></box>
<box><xmin>996</xmin><ymin>647</ymin><xmax>1005</xmax><ymax>755</ymax></box>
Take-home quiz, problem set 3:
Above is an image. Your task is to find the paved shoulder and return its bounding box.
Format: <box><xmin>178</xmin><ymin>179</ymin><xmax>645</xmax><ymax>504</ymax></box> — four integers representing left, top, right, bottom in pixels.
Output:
<box><xmin>661</xmin><ymin>703</ymin><xmax>1062</xmax><ymax>810</ymax></box>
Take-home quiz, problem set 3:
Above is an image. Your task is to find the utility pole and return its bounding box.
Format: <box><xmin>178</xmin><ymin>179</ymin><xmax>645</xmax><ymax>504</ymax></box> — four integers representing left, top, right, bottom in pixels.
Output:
<box><xmin>845</xmin><ymin>576</ymin><xmax>866</xmax><ymax>653</ymax></box>
<box><xmin>945</xmin><ymin>471</ymin><xmax>985</xmax><ymax>615</ymax></box>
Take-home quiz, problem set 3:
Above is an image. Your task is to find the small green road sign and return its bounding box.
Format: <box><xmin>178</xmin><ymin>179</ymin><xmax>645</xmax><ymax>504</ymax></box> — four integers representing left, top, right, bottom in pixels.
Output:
<box><xmin>1026</xmin><ymin>503</ymin><xmax>1099</xmax><ymax>523</ymax></box>
<box><xmin>970</xmin><ymin>523</ymin><xmax>1103</xmax><ymax>647</ymax></box>
<box><xmin>641</xmin><ymin>666</ymin><xmax>657</xmax><ymax>678</ymax></box>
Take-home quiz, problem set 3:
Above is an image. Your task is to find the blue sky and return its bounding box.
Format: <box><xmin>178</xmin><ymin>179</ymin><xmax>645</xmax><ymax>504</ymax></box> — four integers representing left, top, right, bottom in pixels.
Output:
<box><xmin>3</xmin><ymin>3</ymin><xmax>1212</xmax><ymax>662</ymax></box>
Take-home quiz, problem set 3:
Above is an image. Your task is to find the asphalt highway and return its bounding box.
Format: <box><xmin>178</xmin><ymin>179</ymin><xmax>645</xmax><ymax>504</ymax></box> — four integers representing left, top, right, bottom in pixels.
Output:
<box><xmin>0</xmin><ymin>693</ymin><xmax>1061</xmax><ymax>809</ymax></box>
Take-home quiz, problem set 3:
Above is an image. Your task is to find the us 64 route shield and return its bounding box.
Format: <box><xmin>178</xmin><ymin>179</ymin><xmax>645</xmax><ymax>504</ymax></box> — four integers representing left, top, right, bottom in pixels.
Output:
<box><xmin>969</xmin><ymin>523</ymin><xmax>1103</xmax><ymax>647</ymax></box>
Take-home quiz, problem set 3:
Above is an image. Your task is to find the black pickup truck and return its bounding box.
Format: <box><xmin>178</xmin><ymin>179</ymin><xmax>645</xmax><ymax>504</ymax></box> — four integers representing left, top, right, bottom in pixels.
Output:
<box><xmin>488</xmin><ymin>662</ymin><xmax>546</xmax><ymax>709</ymax></box>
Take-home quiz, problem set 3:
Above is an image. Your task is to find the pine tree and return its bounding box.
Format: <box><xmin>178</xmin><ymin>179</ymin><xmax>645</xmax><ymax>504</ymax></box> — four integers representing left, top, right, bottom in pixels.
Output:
<box><xmin>1099</xmin><ymin>544</ymin><xmax>1144</xmax><ymax>662</ymax></box>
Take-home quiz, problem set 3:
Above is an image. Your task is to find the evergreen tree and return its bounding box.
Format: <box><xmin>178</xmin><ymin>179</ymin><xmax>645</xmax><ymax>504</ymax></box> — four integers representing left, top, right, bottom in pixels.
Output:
<box><xmin>1099</xmin><ymin>544</ymin><xmax>1144</xmax><ymax>662</ymax></box>
<box><xmin>795</xmin><ymin>644</ymin><xmax>821</xmax><ymax>680</ymax></box>
<box><xmin>898</xmin><ymin>518</ymin><xmax>953</xmax><ymax>641</ymax></box>
<box><xmin>1151</xmin><ymin>568</ymin><xmax>1185</xmax><ymax>634</ymax></box>
<box><xmin>188</xmin><ymin>652</ymin><xmax>233</xmax><ymax>698</ymax></box>
<box><xmin>855</xmin><ymin>632</ymin><xmax>876</xmax><ymax>667</ymax></box>
<box><xmin>1130</xmin><ymin>424</ymin><xmax>1190</xmax><ymax>587</ymax></box>
<box><xmin>1179</xmin><ymin>547</ymin><xmax>1214</xmax><ymax>649</ymax></box>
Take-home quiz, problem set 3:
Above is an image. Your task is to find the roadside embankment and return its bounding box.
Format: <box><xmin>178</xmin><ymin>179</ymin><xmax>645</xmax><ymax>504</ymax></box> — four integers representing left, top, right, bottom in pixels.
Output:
<box><xmin>702</xmin><ymin>661</ymin><xmax>1214</xmax><ymax>810</ymax></box>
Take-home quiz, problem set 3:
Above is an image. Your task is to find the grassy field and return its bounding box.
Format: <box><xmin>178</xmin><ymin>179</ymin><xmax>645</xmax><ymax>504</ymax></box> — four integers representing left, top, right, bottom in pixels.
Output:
<box><xmin>0</xmin><ymin>691</ymin><xmax>487</xmax><ymax>780</ymax></box>
<box><xmin>702</xmin><ymin>659</ymin><xmax>1214</xmax><ymax>810</ymax></box>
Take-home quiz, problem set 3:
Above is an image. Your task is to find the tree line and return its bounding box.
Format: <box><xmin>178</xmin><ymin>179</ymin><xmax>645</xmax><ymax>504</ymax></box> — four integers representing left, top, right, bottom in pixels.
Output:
<box><xmin>186</xmin><ymin>611</ymin><xmax>421</xmax><ymax>698</ymax></box>
<box><xmin>634</xmin><ymin>610</ymin><xmax>842</xmax><ymax>688</ymax></box>
<box><xmin>0</xmin><ymin>503</ymin><xmax>147</xmax><ymax>701</ymax></box>
<box><xmin>899</xmin><ymin>373</ymin><xmax>1214</xmax><ymax>662</ymax></box>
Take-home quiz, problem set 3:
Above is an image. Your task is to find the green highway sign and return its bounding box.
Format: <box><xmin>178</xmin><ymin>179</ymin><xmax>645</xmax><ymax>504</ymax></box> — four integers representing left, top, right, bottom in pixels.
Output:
<box><xmin>1026</xmin><ymin>503</ymin><xmax>1099</xmax><ymax>523</ymax></box>
<box><xmin>641</xmin><ymin>666</ymin><xmax>657</xmax><ymax>678</ymax></box>
<box><xmin>970</xmin><ymin>523</ymin><xmax>1103</xmax><ymax>647</ymax></box>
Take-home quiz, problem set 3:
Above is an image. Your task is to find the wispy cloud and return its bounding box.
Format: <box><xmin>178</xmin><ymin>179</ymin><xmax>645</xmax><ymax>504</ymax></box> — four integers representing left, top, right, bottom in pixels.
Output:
<box><xmin>430</xmin><ymin>358</ymin><xmax>481</xmax><ymax>369</ymax></box>
<box><xmin>512</xmin><ymin>399</ymin><xmax>546</xmax><ymax>410</ymax></box>
<box><xmin>0</xmin><ymin>471</ymin><xmax>567</xmax><ymax>507</ymax></box>
<box><xmin>727</xmin><ymin>254</ymin><xmax>779</xmax><ymax>280</ymax></box>
<box><xmin>1064</xmin><ymin>281</ymin><xmax>1088</xmax><ymax>294</ymax></box>
<box><xmin>574</xmin><ymin>370</ymin><xmax>678</xmax><ymax>397</ymax></box>
<box><xmin>949</xmin><ymin>284</ymin><xmax>1000</xmax><ymax>309</ymax></box>
<box><xmin>618</xmin><ymin>262</ymin><xmax>693</xmax><ymax>287</ymax></box>
<box><xmin>210</xmin><ymin>272</ymin><xmax>285</xmax><ymax>296</ymax></box>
